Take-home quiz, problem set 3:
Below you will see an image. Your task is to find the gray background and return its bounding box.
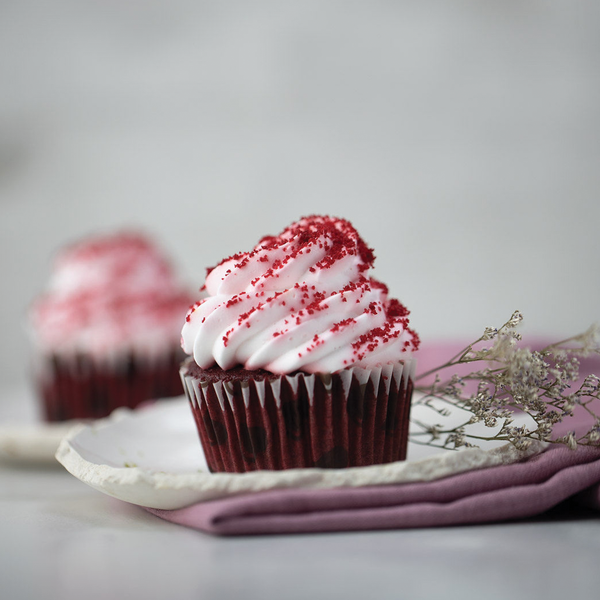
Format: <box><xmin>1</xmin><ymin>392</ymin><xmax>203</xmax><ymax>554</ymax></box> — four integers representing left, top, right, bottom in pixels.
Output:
<box><xmin>1</xmin><ymin>0</ymin><xmax>600</xmax><ymax>388</ymax></box>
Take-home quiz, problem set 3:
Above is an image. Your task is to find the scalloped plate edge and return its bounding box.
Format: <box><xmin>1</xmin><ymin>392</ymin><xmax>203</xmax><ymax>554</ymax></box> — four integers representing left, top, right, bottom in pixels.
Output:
<box><xmin>55</xmin><ymin>403</ymin><xmax>545</xmax><ymax>510</ymax></box>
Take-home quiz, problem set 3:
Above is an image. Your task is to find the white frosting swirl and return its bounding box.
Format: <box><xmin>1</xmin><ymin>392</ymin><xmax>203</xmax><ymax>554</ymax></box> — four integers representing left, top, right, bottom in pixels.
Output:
<box><xmin>181</xmin><ymin>216</ymin><xmax>419</xmax><ymax>373</ymax></box>
<box><xmin>31</xmin><ymin>232</ymin><xmax>192</xmax><ymax>357</ymax></box>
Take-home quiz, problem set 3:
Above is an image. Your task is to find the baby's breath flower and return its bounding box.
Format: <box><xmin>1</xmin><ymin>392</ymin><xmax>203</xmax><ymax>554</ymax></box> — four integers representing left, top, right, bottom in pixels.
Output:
<box><xmin>576</xmin><ymin>323</ymin><xmax>600</xmax><ymax>356</ymax></box>
<box><xmin>581</xmin><ymin>375</ymin><xmax>600</xmax><ymax>395</ymax></box>
<box><xmin>427</xmin><ymin>425</ymin><xmax>441</xmax><ymax>440</ymax></box>
<box><xmin>587</xmin><ymin>422</ymin><xmax>600</xmax><ymax>443</ymax></box>
<box><xmin>412</xmin><ymin>312</ymin><xmax>600</xmax><ymax>452</ymax></box>
<box><xmin>481</xmin><ymin>327</ymin><xmax>498</xmax><ymax>341</ymax></box>
<box><xmin>560</xmin><ymin>432</ymin><xmax>578</xmax><ymax>451</ymax></box>
<box><xmin>535</xmin><ymin>422</ymin><xmax>553</xmax><ymax>439</ymax></box>
<box><xmin>443</xmin><ymin>374</ymin><xmax>464</xmax><ymax>400</ymax></box>
<box><xmin>446</xmin><ymin>428</ymin><xmax>467</xmax><ymax>449</ymax></box>
<box><xmin>507</xmin><ymin>310</ymin><xmax>524</xmax><ymax>328</ymax></box>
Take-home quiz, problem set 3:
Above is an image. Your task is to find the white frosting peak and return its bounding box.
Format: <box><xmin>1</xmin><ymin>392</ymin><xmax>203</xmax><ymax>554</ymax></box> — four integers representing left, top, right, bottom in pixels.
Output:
<box><xmin>31</xmin><ymin>232</ymin><xmax>192</xmax><ymax>357</ymax></box>
<box><xmin>181</xmin><ymin>216</ymin><xmax>419</xmax><ymax>373</ymax></box>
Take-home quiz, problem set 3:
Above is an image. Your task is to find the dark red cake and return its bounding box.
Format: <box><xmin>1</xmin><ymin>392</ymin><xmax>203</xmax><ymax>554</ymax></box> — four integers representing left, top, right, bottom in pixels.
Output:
<box><xmin>181</xmin><ymin>358</ymin><xmax>414</xmax><ymax>472</ymax></box>
<box><xmin>39</xmin><ymin>350</ymin><xmax>185</xmax><ymax>421</ymax></box>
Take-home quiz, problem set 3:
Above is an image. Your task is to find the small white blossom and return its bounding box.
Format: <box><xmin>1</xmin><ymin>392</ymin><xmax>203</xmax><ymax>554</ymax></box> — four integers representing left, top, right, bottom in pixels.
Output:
<box><xmin>577</xmin><ymin>323</ymin><xmax>600</xmax><ymax>356</ymax></box>
<box><xmin>482</xmin><ymin>327</ymin><xmax>498</xmax><ymax>341</ymax></box>
<box><xmin>588</xmin><ymin>429</ymin><xmax>600</xmax><ymax>443</ymax></box>
<box><xmin>507</xmin><ymin>310</ymin><xmax>523</xmax><ymax>328</ymax></box>
<box><xmin>561</xmin><ymin>432</ymin><xmax>578</xmax><ymax>451</ymax></box>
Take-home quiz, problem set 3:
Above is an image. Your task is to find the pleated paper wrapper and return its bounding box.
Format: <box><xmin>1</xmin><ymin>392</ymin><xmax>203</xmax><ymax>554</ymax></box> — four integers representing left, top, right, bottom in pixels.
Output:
<box><xmin>181</xmin><ymin>358</ymin><xmax>415</xmax><ymax>473</ymax></box>
<box><xmin>34</xmin><ymin>348</ymin><xmax>185</xmax><ymax>422</ymax></box>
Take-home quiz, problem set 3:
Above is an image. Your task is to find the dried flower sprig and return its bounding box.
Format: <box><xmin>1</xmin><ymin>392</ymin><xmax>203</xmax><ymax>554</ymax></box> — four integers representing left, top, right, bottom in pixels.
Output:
<box><xmin>411</xmin><ymin>311</ymin><xmax>600</xmax><ymax>451</ymax></box>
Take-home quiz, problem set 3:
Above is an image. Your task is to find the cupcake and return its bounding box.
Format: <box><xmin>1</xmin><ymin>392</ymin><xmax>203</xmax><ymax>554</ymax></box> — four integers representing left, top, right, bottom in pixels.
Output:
<box><xmin>180</xmin><ymin>215</ymin><xmax>420</xmax><ymax>472</ymax></box>
<box><xmin>30</xmin><ymin>231</ymin><xmax>193</xmax><ymax>421</ymax></box>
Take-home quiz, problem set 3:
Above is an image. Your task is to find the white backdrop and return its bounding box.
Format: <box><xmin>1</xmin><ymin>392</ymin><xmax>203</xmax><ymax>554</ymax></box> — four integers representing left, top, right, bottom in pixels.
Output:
<box><xmin>1</xmin><ymin>1</ymin><xmax>599</xmax><ymax>387</ymax></box>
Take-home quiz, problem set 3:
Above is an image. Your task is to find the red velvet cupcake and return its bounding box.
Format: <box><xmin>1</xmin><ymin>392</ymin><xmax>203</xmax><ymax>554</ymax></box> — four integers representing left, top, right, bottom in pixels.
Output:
<box><xmin>180</xmin><ymin>216</ymin><xmax>419</xmax><ymax>472</ymax></box>
<box><xmin>30</xmin><ymin>232</ymin><xmax>193</xmax><ymax>421</ymax></box>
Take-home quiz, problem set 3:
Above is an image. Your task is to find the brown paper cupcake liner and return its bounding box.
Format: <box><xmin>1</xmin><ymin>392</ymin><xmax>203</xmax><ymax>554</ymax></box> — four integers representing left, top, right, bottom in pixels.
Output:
<box><xmin>36</xmin><ymin>349</ymin><xmax>186</xmax><ymax>421</ymax></box>
<box><xmin>181</xmin><ymin>358</ymin><xmax>415</xmax><ymax>473</ymax></box>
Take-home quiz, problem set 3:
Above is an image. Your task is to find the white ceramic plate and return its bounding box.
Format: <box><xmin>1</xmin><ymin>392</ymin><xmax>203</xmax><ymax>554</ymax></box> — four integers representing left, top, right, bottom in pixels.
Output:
<box><xmin>55</xmin><ymin>397</ymin><xmax>543</xmax><ymax>510</ymax></box>
<box><xmin>0</xmin><ymin>385</ymin><xmax>77</xmax><ymax>465</ymax></box>
<box><xmin>0</xmin><ymin>422</ymin><xmax>76</xmax><ymax>464</ymax></box>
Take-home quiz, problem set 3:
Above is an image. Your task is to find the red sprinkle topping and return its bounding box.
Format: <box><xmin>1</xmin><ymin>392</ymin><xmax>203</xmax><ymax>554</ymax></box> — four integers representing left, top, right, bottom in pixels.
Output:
<box><xmin>331</xmin><ymin>318</ymin><xmax>357</xmax><ymax>333</ymax></box>
<box><xmin>206</xmin><ymin>215</ymin><xmax>376</xmax><ymax>280</ymax></box>
<box><xmin>387</xmin><ymin>298</ymin><xmax>410</xmax><ymax>318</ymax></box>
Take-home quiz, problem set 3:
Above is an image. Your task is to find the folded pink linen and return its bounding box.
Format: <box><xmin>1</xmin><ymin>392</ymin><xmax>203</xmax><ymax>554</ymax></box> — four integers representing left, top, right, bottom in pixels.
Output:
<box><xmin>146</xmin><ymin>340</ymin><xmax>600</xmax><ymax>536</ymax></box>
<box><xmin>147</xmin><ymin>445</ymin><xmax>600</xmax><ymax>535</ymax></box>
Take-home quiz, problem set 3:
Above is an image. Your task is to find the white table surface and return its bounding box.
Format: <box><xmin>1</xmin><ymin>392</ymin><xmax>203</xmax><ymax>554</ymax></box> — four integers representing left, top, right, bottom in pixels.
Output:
<box><xmin>1</xmin><ymin>385</ymin><xmax>599</xmax><ymax>600</ymax></box>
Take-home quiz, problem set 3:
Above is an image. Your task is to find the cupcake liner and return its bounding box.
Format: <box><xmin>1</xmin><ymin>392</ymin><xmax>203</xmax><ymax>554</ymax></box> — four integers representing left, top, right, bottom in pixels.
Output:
<box><xmin>36</xmin><ymin>349</ymin><xmax>186</xmax><ymax>421</ymax></box>
<box><xmin>181</xmin><ymin>358</ymin><xmax>415</xmax><ymax>473</ymax></box>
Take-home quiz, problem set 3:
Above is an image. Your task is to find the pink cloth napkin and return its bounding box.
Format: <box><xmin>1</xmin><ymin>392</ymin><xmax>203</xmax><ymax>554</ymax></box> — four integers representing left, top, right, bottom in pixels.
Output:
<box><xmin>146</xmin><ymin>340</ymin><xmax>600</xmax><ymax>536</ymax></box>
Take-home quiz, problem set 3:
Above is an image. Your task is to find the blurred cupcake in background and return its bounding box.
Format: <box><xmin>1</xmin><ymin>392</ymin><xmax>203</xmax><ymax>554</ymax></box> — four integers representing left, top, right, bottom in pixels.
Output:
<box><xmin>29</xmin><ymin>231</ymin><xmax>193</xmax><ymax>421</ymax></box>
